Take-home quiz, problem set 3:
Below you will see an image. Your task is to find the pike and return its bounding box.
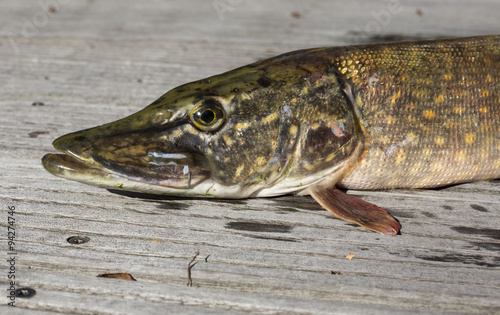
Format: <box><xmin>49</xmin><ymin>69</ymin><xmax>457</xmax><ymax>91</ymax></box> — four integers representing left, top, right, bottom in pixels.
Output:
<box><xmin>42</xmin><ymin>35</ymin><xmax>500</xmax><ymax>236</ymax></box>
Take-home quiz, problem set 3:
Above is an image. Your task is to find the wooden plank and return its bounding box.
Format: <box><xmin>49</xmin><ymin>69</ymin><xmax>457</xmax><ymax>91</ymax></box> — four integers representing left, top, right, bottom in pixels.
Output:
<box><xmin>1</xmin><ymin>0</ymin><xmax>499</xmax><ymax>314</ymax></box>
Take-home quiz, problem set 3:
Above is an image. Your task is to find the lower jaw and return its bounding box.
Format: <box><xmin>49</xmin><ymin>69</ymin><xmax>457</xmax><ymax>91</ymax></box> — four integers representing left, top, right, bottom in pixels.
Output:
<box><xmin>41</xmin><ymin>153</ymin><xmax>210</xmax><ymax>190</ymax></box>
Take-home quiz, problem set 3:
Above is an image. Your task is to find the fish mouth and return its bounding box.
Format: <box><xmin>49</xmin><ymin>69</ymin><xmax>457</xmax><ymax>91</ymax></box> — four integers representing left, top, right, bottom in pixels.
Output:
<box><xmin>42</xmin><ymin>132</ymin><xmax>211</xmax><ymax>190</ymax></box>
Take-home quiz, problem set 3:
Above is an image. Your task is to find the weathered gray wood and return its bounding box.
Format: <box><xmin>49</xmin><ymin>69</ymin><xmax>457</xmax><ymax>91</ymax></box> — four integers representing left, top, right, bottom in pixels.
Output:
<box><xmin>1</xmin><ymin>0</ymin><xmax>499</xmax><ymax>314</ymax></box>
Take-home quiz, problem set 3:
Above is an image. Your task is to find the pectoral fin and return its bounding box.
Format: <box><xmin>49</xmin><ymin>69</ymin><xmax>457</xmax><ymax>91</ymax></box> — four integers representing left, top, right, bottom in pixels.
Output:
<box><xmin>309</xmin><ymin>186</ymin><xmax>401</xmax><ymax>236</ymax></box>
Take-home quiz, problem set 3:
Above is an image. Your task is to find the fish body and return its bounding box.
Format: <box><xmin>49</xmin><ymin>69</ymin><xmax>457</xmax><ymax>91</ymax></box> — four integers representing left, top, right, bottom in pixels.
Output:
<box><xmin>42</xmin><ymin>35</ymin><xmax>500</xmax><ymax>235</ymax></box>
<box><xmin>335</xmin><ymin>36</ymin><xmax>500</xmax><ymax>190</ymax></box>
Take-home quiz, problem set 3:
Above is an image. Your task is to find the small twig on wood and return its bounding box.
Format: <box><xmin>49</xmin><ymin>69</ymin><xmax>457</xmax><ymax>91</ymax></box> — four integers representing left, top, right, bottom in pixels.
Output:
<box><xmin>187</xmin><ymin>251</ymin><xmax>200</xmax><ymax>287</ymax></box>
<box><xmin>205</xmin><ymin>255</ymin><xmax>210</xmax><ymax>262</ymax></box>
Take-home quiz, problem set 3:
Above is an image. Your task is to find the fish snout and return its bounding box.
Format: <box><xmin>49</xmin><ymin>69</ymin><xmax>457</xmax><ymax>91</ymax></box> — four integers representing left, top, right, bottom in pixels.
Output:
<box><xmin>52</xmin><ymin>127</ymin><xmax>111</xmax><ymax>167</ymax></box>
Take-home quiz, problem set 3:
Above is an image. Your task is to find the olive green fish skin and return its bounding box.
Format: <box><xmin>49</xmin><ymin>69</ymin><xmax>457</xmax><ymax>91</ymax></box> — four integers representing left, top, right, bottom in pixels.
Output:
<box><xmin>42</xmin><ymin>35</ymin><xmax>500</xmax><ymax>199</ymax></box>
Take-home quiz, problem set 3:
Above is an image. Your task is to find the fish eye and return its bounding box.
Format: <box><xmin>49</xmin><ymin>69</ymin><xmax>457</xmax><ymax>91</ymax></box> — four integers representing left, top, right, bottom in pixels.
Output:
<box><xmin>189</xmin><ymin>99</ymin><xmax>225</xmax><ymax>131</ymax></box>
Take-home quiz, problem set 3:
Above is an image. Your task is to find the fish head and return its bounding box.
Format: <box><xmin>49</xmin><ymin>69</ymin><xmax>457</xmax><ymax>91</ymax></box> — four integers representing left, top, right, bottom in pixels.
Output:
<box><xmin>42</xmin><ymin>50</ymin><xmax>365</xmax><ymax>198</ymax></box>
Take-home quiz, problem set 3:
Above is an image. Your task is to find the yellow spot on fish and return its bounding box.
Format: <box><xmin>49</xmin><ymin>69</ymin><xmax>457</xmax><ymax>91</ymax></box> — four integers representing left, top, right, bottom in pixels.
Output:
<box><xmin>453</xmin><ymin>106</ymin><xmax>464</xmax><ymax>114</ymax></box>
<box><xmin>443</xmin><ymin>73</ymin><xmax>453</xmax><ymax>80</ymax></box>
<box><xmin>223</xmin><ymin>135</ymin><xmax>233</xmax><ymax>146</ymax></box>
<box><xmin>395</xmin><ymin>149</ymin><xmax>406</xmax><ymax>165</ymax></box>
<box><xmin>325</xmin><ymin>152</ymin><xmax>337</xmax><ymax>162</ymax></box>
<box><xmin>380</xmin><ymin>136</ymin><xmax>391</xmax><ymax>145</ymax></box>
<box><xmin>355</xmin><ymin>94</ymin><xmax>363</xmax><ymax>107</ymax></box>
<box><xmin>263</xmin><ymin>112</ymin><xmax>279</xmax><ymax>124</ymax></box>
<box><xmin>479</xmin><ymin>106</ymin><xmax>488</xmax><ymax>113</ymax></box>
<box><xmin>235</xmin><ymin>164</ymin><xmax>244</xmax><ymax>178</ymax></box>
<box><xmin>291</xmin><ymin>98</ymin><xmax>298</xmax><ymax>104</ymax></box>
<box><xmin>480</xmin><ymin>89</ymin><xmax>491</xmax><ymax>97</ymax></box>
<box><xmin>341</xmin><ymin>67</ymin><xmax>348</xmax><ymax>74</ymax></box>
<box><xmin>464</xmin><ymin>133</ymin><xmax>476</xmax><ymax>144</ymax></box>
<box><xmin>255</xmin><ymin>156</ymin><xmax>267</xmax><ymax>166</ymax></box>
<box><xmin>304</xmin><ymin>162</ymin><xmax>317</xmax><ymax>171</ymax></box>
<box><xmin>423</xmin><ymin>110</ymin><xmax>436</xmax><ymax>119</ymax></box>
<box><xmin>406</xmin><ymin>132</ymin><xmax>417</xmax><ymax>142</ymax></box>
<box><xmin>171</xmin><ymin>129</ymin><xmax>183</xmax><ymax>138</ymax></box>
<box><xmin>455</xmin><ymin>150</ymin><xmax>466</xmax><ymax>163</ymax></box>
<box><xmin>434</xmin><ymin>95</ymin><xmax>445</xmax><ymax>104</ymax></box>
<box><xmin>434</xmin><ymin>136</ymin><xmax>445</xmax><ymax>146</ymax></box>
<box><xmin>486</xmin><ymin>74</ymin><xmax>493</xmax><ymax>83</ymax></box>
<box><xmin>386</xmin><ymin>115</ymin><xmax>395</xmax><ymax>125</ymax></box>
<box><xmin>389</xmin><ymin>91</ymin><xmax>402</xmax><ymax>104</ymax></box>
<box><xmin>234</xmin><ymin>122</ymin><xmax>252</xmax><ymax>130</ymax></box>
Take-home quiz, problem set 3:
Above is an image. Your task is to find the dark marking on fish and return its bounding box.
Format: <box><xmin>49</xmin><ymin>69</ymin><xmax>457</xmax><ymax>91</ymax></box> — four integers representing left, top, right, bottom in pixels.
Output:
<box><xmin>304</xmin><ymin>126</ymin><xmax>336</xmax><ymax>151</ymax></box>
<box><xmin>346</xmin><ymin>32</ymin><xmax>451</xmax><ymax>44</ymax></box>
<box><xmin>257</xmin><ymin>76</ymin><xmax>272</xmax><ymax>88</ymax></box>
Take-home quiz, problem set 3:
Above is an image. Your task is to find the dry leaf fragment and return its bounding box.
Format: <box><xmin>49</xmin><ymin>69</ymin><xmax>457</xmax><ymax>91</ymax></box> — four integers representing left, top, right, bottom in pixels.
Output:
<box><xmin>346</xmin><ymin>253</ymin><xmax>355</xmax><ymax>260</ymax></box>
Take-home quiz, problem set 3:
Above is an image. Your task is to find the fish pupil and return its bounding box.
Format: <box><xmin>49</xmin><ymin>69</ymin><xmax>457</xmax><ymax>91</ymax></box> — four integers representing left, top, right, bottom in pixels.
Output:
<box><xmin>200</xmin><ymin>109</ymin><xmax>215</xmax><ymax>124</ymax></box>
